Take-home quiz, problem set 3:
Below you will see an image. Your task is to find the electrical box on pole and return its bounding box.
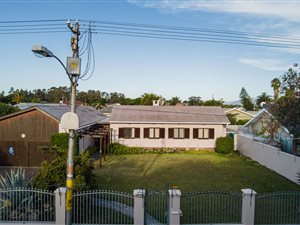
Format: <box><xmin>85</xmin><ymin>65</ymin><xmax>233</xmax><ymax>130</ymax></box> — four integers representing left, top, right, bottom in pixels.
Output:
<box><xmin>67</xmin><ymin>57</ymin><xmax>81</xmax><ymax>75</ymax></box>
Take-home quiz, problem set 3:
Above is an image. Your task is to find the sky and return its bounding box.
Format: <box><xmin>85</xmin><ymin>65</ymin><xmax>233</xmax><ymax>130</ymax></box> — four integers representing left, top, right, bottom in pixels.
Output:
<box><xmin>0</xmin><ymin>0</ymin><xmax>300</xmax><ymax>102</ymax></box>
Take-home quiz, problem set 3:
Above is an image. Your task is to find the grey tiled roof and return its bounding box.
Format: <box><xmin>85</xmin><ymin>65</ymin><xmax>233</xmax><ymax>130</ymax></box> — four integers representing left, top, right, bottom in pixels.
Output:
<box><xmin>36</xmin><ymin>105</ymin><xmax>107</xmax><ymax>128</ymax></box>
<box><xmin>110</xmin><ymin>106</ymin><xmax>229</xmax><ymax>124</ymax></box>
<box><xmin>15</xmin><ymin>102</ymin><xmax>62</xmax><ymax>110</ymax></box>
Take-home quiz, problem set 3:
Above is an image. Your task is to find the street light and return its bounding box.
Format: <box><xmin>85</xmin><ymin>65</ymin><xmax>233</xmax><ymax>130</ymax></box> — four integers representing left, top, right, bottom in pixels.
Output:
<box><xmin>32</xmin><ymin>45</ymin><xmax>80</xmax><ymax>224</ymax></box>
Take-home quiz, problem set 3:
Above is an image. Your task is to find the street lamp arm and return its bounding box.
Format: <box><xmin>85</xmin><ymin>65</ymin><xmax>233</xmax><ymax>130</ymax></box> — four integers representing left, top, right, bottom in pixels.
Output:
<box><xmin>52</xmin><ymin>55</ymin><xmax>73</xmax><ymax>84</ymax></box>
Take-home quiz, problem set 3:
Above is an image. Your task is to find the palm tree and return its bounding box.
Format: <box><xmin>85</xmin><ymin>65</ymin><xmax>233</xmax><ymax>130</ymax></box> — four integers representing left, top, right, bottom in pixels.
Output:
<box><xmin>271</xmin><ymin>78</ymin><xmax>281</xmax><ymax>100</ymax></box>
<box><xmin>256</xmin><ymin>92</ymin><xmax>271</xmax><ymax>107</ymax></box>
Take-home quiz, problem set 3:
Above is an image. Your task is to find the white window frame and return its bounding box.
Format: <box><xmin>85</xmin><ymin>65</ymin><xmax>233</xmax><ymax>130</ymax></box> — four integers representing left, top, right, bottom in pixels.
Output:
<box><xmin>123</xmin><ymin>128</ymin><xmax>135</xmax><ymax>139</ymax></box>
<box><xmin>174</xmin><ymin>128</ymin><xmax>185</xmax><ymax>139</ymax></box>
<box><xmin>149</xmin><ymin>128</ymin><xmax>160</xmax><ymax>139</ymax></box>
<box><xmin>198</xmin><ymin>128</ymin><xmax>209</xmax><ymax>139</ymax></box>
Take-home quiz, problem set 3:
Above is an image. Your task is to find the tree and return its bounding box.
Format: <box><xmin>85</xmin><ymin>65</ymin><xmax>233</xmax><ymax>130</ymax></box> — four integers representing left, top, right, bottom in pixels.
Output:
<box><xmin>46</xmin><ymin>86</ymin><xmax>69</xmax><ymax>103</ymax></box>
<box><xmin>140</xmin><ymin>93</ymin><xmax>161</xmax><ymax>105</ymax></box>
<box><xmin>280</xmin><ymin>67</ymin><xmax>300</xmax><ymax>97</ymax></box>
<box><xmin>256</xmin><ymin>92</ymin><xmax>271</xmax><ymax>107</ymax></box>
<box><xmin>203</xmin><ymin>99</ymin><xmax>223</xmax><ymax>106</ymax></box>
<box><xmin>109</xmin><ymin>92</ymin><xmax>126</xmax><ymax>104</ymax></box>
<box><xmin>261</xmin><ymin>113</ymin><xmax>281</xmax><ymax>140</ymax></box>
<box><xmin>271</xmin><ymin>78</ymin><xmax>281</xmax><ymax>100</ymax></box>
<box><xmin>272</xmin><ymin>66</ymin><xmax>300</xmax><ymax>137</ymax></box>
<box><xmin>227</xmin><ymin>113</ymin><xmax>237</xmax><ymax>125</ymax></box>
<box><xmin>272</xmin><ymin>96</ymin><xmax>300</xmax><ymax>137</ymax></box>
<box><xmin>187</xmin><ymin>96</ymin><xmax>203</xmax><ymax>106</ymax></box>
<box><xmin>239</xmin><ymin>87</ymin><xmax>254</xmax><ymax>111</ymax></box>
<box><xmin>0</xmin><ymin>103</ymin><xmax>20</xmax><ymax>117</ymax></box>
<box><xmin>169</xmin><ymin>96</ymin><xmax>181</xmax><ymax>105</ymax></box>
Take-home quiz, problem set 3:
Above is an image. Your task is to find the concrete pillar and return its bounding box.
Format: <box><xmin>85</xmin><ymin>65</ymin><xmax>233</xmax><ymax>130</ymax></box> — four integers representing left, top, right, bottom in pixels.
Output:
<box><xmin>54</xmin><ymin>187</ymin><xmax>66</xmax><ymax>225</ymax></box>
<box><xmin>133</xmin><ymin>189</ymin><xmax>145</xmax><ymax>225</ymax></box>
<box><xmin>241</xmin><ymin>188</ymin><xmax>256</xmax><ymax>225</ymax></box>
<box><xmin>168</xmin><ymin>189</ymin><xmax>181</xmax><ymax>225</ymax></box>
<box><xmin>234</xmin><ymin>133</ymin><xmax>238</xmax><ymax>151</ymax></box>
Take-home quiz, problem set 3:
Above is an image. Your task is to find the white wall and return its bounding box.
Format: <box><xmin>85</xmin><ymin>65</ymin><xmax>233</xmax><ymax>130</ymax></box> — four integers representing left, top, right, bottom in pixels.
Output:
<box><xmin>237</xmin><ymin>134</ymin><xmax>300</xmax><ymax>184</ymax></box>
<box><xmin>110</xmin><ymin>123</ymin><xmax>226</xmax><ymax>149</ymax></box>
<box><xmin>79</xmin><ymin>135</ymin><xmax>94</xmax><ymax>153</ymax></box>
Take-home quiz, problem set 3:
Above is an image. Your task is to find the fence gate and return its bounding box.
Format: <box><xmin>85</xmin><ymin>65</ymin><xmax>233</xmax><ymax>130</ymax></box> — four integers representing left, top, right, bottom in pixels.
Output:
<box><xmin>144</xmin><ymin>189</ymin><xmax>169</xmax><ymax>225</ymax></box>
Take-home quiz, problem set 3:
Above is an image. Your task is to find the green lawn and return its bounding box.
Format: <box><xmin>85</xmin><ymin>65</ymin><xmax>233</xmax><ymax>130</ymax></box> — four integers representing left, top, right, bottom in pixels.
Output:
<box><xmin>93</xmin><ymin>151</ymin><xmax>300</xmax><ymax>193</ymax></box>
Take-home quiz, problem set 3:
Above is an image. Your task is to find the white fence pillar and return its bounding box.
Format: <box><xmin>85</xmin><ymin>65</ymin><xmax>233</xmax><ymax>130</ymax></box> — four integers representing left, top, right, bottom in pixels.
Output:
<box><xmin>133</xmin><ymin>189</ymin><xmax>145</xmax><ymax>225</ymax></box>
<box><xmin>54</xmin><ymin>187</ymin><xmax>66</xmax><ymax>225</ymax></box>
<box><xmin>241</xmin><ymin>188</ymin><xmax>256</xmax><ymax>225</ymax></box>
<box><xmin>234</xmin><ymin>133</ymin><xmax>238</xmax><ymax>150</ymax></box>
<box><xmin>168</xmin><ymin>189</ymin><xmax>181</xmax><ymax>225</ymax></box>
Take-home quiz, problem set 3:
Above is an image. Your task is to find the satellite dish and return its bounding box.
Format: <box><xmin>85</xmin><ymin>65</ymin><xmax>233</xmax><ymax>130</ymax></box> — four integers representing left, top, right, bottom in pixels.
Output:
<box><xmin>61</xmin><ymin>112</ymin><xmax>79</xmax><ymax>130</ymax></box>
<box><xmin>260</xmin><ymin>101</ymin><xmax>266</xmax><ymax>108</ymax></box>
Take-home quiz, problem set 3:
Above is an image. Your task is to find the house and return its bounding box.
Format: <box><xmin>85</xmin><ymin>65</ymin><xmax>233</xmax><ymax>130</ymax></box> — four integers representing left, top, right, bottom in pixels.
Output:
<box><xmin>109</xmin><ymin>105</ymin><xmax>229</xmax><ymax>149</ymax></box>
<box><xmin>0</xmin><ymin>105</ymin><xmax>107</xmax><ymax>167</ymax></box>
<box><xmin>224</xmin><ymin>107</ymin><xmax>257</xmax><ymax>124</ymax></box>
<box><xmin>244</xmin><ymin>108</ymin><xmax>291</xmax><ymax>139</ymax></box>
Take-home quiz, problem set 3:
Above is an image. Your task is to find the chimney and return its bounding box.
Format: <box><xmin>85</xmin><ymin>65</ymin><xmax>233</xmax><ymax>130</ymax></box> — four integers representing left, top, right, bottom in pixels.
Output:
<box><xmin>153</xmin><ymin>100</ymin><xmax>160</xmax><ymax>106</ymax></box>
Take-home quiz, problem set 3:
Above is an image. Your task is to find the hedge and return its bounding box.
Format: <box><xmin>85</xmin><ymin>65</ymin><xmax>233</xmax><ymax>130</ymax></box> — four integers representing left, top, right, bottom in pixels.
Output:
<box><xmin>215</xmin><ymin>137</ymin><xmax>234</xmax><ymax>154</ymax></box>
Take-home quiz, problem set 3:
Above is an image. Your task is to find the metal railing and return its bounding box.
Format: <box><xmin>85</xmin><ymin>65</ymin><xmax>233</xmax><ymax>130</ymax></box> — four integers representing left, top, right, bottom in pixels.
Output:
<box><xmin>255</xmin><ymin>192</ymin><xmax>300</xmax><ymax>225</ymax></box>
<box><xmin>72</xmin><ymin>189</ymin><xmax>134</xmax><ymax>224</ymax></box>
<box><xmin>0</xmin><ymin>187</ymin><xmax>55</xmax><ymax>222</ymax></box>
<box><xmin>181</xmin><ymin>191</ymin><xmax>243</xmax><ymax>224</ymax></box>
<box><xmin>145</xmin><ymin>190</ymin><xmax>169</xmax><ymax>225</ymax></box>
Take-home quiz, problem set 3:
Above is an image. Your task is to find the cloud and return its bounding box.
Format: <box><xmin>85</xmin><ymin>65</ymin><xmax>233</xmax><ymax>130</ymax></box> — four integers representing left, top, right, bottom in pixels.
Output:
<box><xmin>128</xmin><ymin>0</ymin><xmax>300</xmax><ymax>21</ymax></box>
<box><xmin>238</xmin><ymin>58</ymin><xmax>290</xmax><ymax>71</ymax></box>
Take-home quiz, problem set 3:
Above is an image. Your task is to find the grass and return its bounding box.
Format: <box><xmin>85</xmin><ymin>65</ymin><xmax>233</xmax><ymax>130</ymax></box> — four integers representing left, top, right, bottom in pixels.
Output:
<box><xmin>93</xmin><ymin>151</ymin><xmax>300</xmax><ymax>194</ymax></box>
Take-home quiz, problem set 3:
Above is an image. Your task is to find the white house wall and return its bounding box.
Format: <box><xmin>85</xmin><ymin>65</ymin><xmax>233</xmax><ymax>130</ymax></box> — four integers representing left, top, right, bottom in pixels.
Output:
<box><xmin>79</xmin><ymin>135</ymin><xmax>95</xmax><ymax>153</ymax></box>
<box><xmin>110</xmin><ymin>123</ymin><xmax>226</xmax><ymax>149</ymax></box>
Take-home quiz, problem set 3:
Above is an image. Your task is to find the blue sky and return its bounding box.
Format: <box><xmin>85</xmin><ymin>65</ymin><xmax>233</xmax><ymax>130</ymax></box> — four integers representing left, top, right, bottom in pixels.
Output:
<box><xmin>0</xmin><ymin>0</ymin><xmax>300</xmax><ymax>102</ymax></box>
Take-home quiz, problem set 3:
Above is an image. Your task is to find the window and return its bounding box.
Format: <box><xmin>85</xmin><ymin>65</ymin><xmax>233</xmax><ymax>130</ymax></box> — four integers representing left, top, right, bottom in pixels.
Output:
<box><xmin>119</xmin><ymin>128</ymin><xmax>140</xmax><ymax>139</ymax></box>
<box><xmin>124</xmin><ymin>128</ymin><xmax>134</xmax><ymax>139</ymax></box>
<box><xmin>169</xmin><ymin>128</ymin><xmax>189</xmax><ymax>139</ymax></box>
<box><xmin>193</xmin><ymin>128</ymin><xmax>214</xmax><ymax>139</ymax></box>
<box><xmin>149</xmin><ymin>128</ymin><xmax>160</xmax><ymax>139</ymax></box>
<box><xmin>144</xmin><ymin>128</ymin><xmax>165</xmax><ymax>139</ymax></box>
<box><xmin>174</xmin><ymin>128</ymin><xmax>185</xmax><ymax>139</ymax></box>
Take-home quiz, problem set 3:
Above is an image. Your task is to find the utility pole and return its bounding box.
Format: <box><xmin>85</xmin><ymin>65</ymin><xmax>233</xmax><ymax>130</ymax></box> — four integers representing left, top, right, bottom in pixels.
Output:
<box><xmin>66</xmin><ymin>19</ymin><xmax>80</xmax><ymax>225</ymax></box>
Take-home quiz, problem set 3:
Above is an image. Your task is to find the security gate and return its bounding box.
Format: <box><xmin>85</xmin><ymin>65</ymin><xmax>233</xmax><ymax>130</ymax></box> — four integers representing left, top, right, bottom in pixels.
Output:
<box><xmin>144</xmin><ymin>189</ymin><xmax>169</xmax><ymax>225</ymax></box>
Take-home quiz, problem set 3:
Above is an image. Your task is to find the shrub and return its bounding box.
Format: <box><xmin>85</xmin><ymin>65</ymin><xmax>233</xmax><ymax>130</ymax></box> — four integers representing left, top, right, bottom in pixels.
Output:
<box><xmin>110</xmin><ymin>143</ymin><xmax>144</xmax><ymax>154</ymax></box>
<box><xmin>32</xmin><ymin>133</ymin><xmax>94</xmax><ymax>190</ymax></box>
<box><xmin>0</xmin><ymin>167</ymin><xmax>26</xmax><ymax>188</ymax></box>
<box><xmin>50</xmin><ymin>133</ymin><xmax>79</xmax><ymax>156</ymax></box>
<box><xmin>32</xmin><ymin>151</ymin><xmax>95</xmax><ymax>191</ymax></box>
<box><xmin>110</xmin><ymin>143</ymin><xmax>186</xmax><ymax>154</ymax></box>
<box><xmin>236</xmin><ymin>119</ymin><xmax>250</xmax><ymax>125</ymax></box>
<box><xmin>216</xmin><ymin>137</ymin><xmax>234</xmax><ymax>154</ymax></box>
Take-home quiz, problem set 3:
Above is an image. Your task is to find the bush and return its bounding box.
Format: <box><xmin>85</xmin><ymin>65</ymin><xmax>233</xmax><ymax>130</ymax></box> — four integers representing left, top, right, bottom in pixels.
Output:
<box><xmin>32</xmin><ymin>151</ymin><xmax>95</xmax><ymax>191</ymax></box>
<box><xmin>216</xmin><ymin>137</ymin><xmax>234</xmax><ymax>154</ymax></box>
<box><xmin>50</xmin><ymin>133</ymin><xmax>79</xmax><ymax>156</ymax></box>
<box><xmin>32</xmin><ymin>133</ymin><xmax>94</xmax><ymax>190</ymax></box>
<box><xmin>236</xmin><ymin>119</ymin><xmax>250</xmax><ymax>125</ymax></box>
<box><xmin>109</xmin><ymin>143</ymin><xmax>185</xmax><ymax>154</ymax></box>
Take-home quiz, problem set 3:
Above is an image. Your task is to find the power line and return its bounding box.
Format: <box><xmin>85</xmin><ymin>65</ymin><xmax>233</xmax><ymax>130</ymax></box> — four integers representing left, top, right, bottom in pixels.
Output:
<box><xmin>86</xmin><ymin>20</ymin><xmax>300</xmax><ymax>42</ymax></box>
<box><xmin>0</xmin><ymin>18</ymin><xmax>300</xmax><ymax>50</ymax></box>
<box><xmin>92</xmin><ymin>31</ymin><xmax>300</xmax><ymax>49</ymax></box>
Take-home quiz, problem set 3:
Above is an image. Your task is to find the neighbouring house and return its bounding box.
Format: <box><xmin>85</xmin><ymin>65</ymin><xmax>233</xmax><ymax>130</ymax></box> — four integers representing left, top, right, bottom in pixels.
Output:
<box><xmin>244</xmin><ymin>108</ymin><xmax>291</xmax><ymax>139</ymax></box>
<box><xmin>224</xmin><ymin>107</ymin><xmax>257</xmax><ymax>124</ymax></box>
<box><xmin>0</xmin><ymin>105</ymin><xmax>107</xmax><ymax>167</ymax></box>
<box><xmin>109</xmin><ymin>105</ymin><xmax>229</xmax><ymax>149</ymax></box>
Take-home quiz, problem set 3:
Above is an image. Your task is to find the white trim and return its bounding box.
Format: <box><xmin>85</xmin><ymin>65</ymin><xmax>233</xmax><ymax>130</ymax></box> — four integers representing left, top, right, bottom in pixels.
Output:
<box><xmin>244</xmin><ymin>108</ymin><xmax>290</xmax><ymax>135</ymax></box>
<box><xmin>225</xmin><ymin>107</ymin><xmax>255</xmax><ymax>117</ymax></box>
<box><xmin>109</xmin><ymin>121</ymin><xmax>228</xmax><ymax>125</ymax></box>
<box><xmin>244</xmin><ymin>108</ymin><xmax>271</xmax><ymax>127</ymax></box>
